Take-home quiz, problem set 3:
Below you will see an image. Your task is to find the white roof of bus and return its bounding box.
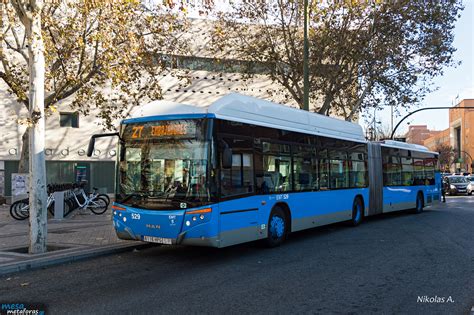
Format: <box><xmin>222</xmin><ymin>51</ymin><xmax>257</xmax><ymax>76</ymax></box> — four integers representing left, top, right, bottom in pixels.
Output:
<box><xmin>129</xmin><ymin>93</ymin><xmax>366</xmax><ymax>142</ymax></box>
<box><xmin>380</xmin><ymin>140</ymin><xmax>438</xmax><ymax>155</ymax></box>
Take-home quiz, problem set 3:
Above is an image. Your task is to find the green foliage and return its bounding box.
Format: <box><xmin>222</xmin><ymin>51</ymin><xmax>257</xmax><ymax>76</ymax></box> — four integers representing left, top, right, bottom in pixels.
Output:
<box><xmin>214</xmin><ymin>1</ymin><xmax>463</xmax><ymax>119</ymax></box>
<box><xmin>1</xmin><ymin>0</ymin><xmax>187</xmax><ymax>129</ymax></box>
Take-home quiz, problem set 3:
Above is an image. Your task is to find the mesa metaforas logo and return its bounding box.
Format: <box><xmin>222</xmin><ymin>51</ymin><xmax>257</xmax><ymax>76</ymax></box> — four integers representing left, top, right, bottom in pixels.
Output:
<box><xmin>1</xmin><ymin>304</ymin><xmax>45</xmax><ymax>315</ymax></box>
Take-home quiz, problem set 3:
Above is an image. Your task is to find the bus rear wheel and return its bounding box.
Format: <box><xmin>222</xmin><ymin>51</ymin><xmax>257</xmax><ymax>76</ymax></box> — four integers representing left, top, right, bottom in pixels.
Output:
<box><xmin>351</xmin><ymin>197</ymin><xmax>363</xmax><ymax>226</ymax></box>
<box><xmin>265</xmin><ymin>206</ymin><xmax>288</xmax><ymax>247</ymax></box>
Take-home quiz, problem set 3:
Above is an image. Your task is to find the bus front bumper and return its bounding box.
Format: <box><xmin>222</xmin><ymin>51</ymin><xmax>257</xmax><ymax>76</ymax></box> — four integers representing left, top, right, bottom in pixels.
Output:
<box><xmin>112</xmin><ymin>205</ymin><xmax>220</xmax><ymax>247</ymax></box>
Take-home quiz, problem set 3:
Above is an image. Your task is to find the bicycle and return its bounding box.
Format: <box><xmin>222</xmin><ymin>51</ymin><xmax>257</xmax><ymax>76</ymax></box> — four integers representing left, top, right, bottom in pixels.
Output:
<box><xmin>90</xmin><ymin>187</ymin><xmax>110</xmax><ymax>205</ymax></box>
<box><xmin>72</xmin><ymin>186</ymin><xmax>109</xmax><ymax>215</ymax></box>
<box><xmin>10</xmin><ymin>193</ymin><xmax>55</xmax><ymax>221</ymax></box>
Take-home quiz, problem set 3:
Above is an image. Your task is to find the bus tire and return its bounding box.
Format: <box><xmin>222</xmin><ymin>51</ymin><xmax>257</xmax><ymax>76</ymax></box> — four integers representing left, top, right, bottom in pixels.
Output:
<box><xmin>265</xmin><ymin>206</ymin><xmax>288</xmax><ymax>247</ymax></box>
<box><xmin>351</xmin><ymin>197</ymin><xmax>363</xmax><ymax>226</ymax></box>
<box><xmin>414</xmin><ymin>192</ymin><xmax>424</xmax><ymax>214</ymax></box>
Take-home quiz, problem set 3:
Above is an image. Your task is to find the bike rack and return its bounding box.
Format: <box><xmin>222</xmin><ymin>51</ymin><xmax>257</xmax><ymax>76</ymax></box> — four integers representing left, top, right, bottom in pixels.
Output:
<box><xmin>10</xmin><ymin>182</ymin><xmax>109</xmax><ymax>221</ymax></box>
<box><xmin>53</xmin><ymin>191</ymin><xmax>65</xmax><ymax>220</ymax></box>
<box><xmin>50</xmin><ymin>182</ymin><xmax>87</xmax><ymax>220</ymax></box>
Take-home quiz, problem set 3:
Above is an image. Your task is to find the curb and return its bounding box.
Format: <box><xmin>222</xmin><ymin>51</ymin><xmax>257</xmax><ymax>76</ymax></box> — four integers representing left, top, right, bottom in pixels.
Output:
<box><xmin>0</xmin><ymin>242</ymin><xmax>154</xmax><ymax>276</ymax></box>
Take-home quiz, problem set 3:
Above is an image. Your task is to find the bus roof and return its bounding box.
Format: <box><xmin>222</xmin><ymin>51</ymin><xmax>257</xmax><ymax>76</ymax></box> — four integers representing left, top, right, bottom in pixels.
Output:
<box><xmin>380</xmin><ymin>140</ymin><xmax>438</xmax><ymax>155</ymax></box>
<box><xmin>126</xmin><ymin>93</ymin><xmax>366</xmax><ymax>142</ymax></box>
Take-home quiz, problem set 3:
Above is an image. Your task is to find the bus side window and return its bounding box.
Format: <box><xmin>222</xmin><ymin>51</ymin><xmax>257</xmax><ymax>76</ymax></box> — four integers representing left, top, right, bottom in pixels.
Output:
<box><xmin>292</xmin><ymin>145</ymin><xmax>317</xmax><ymax>192</ymax></box>
<box><xmin>319</xmin><ymin>159</ymin><xmax>329</xmax><ymax>190</ymax></box>
<box><xmin>220</xmin><ymin>137</ymin><xmax>254</xmax><ymax>197</ymax></box>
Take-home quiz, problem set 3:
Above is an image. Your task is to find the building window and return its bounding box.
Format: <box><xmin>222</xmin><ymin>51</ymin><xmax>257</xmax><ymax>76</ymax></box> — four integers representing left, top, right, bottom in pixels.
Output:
<box><xmin>60</xmin><ymin>112</ymin><xmax>79</xmax><ymax>128</ymax></box>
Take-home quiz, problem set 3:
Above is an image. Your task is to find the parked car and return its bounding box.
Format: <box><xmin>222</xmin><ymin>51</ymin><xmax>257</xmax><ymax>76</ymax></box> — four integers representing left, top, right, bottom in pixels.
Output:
<box><xmin>445</xmin><ymin>175</ymin><xmax>472</xmax><ymax>195</ymax></box>
<box><xmin>466</xmin><ymin>176</ymin><xmax>474</xmax><ymax>184</ymax></box>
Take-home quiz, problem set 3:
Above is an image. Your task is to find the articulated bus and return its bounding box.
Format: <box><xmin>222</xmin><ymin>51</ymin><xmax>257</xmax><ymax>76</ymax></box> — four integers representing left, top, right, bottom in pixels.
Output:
<box><xmin>88</xmin><ymin>94</ymin><xmax>441</xmax><ymax>247</ymax></box>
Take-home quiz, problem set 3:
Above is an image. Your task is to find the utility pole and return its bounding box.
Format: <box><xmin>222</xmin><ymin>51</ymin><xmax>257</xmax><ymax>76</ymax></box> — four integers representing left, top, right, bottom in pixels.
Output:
<box><xmin>303</xmin><ymin>0</ymin><xmax>309</xmax><ymax>111</ymax></box>
<box><xmin>390</xmin><ymin>104</ymin><xmax>394</xmax><ymax>136</ymax></box>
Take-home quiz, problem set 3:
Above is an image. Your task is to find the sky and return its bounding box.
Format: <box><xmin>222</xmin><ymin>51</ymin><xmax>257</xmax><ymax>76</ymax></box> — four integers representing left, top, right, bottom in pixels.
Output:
<box><xmin>362</xmin><ymin>0</ymin><xmax>474</xmax><ymax>136</ymax></box>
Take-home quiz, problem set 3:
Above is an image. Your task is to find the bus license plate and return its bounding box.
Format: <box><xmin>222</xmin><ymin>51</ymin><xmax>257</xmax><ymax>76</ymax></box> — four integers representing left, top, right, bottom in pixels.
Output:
<box><xmin>143</xmin><ymin>236</ymin><xmax>173</xmax><ymax>245</ymax></box>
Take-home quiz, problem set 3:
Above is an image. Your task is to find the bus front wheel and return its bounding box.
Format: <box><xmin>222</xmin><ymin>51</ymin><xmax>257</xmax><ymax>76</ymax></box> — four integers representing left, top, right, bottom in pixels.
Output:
<box><xmin>265</xmin><ymin>206</ymin><xmax>288</xmax><ymax>247</ymax></box>
<box><xmin>350</xmin><ymin>197</ymin><xmax>363</xmax><ymax>226</ymax></box>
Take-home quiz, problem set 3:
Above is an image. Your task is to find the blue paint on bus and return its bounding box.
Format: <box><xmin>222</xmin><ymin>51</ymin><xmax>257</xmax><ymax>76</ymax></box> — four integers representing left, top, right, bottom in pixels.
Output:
<box><xmin>112</xmin><ymin>187</ymin><xmax>372</xmax><ymax>247</ymax></box>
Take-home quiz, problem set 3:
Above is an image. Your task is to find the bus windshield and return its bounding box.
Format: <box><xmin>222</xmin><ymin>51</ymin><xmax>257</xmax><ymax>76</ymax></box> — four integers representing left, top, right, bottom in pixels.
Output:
<box><xmin>117</xmin><ymin>120</ymin><xmax>210</xmax><ymax>209</ymax></box>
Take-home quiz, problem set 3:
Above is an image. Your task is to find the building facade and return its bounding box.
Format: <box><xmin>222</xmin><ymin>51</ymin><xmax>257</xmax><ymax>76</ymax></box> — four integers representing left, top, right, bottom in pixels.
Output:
<box><xmin>423</xmin><ymin>99</ymin><xmax>474</xmax><ymax>173</ymax></box>
<box><xmin>405</xmin><ymin>125</ymin><xmax>440</xmax><ymax>145</ymax></box>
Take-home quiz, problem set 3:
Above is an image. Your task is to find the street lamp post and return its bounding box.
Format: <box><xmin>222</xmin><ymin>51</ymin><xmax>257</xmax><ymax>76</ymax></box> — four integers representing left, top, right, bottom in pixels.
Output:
<box><xmin>390</xmin><ymin>106</ymin><xmax>474</xmax><ymax>140</ymax></box>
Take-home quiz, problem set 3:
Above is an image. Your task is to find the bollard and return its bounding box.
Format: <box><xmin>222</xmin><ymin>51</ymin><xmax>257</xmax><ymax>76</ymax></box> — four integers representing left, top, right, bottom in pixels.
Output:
<box><xmin>53</xmin><ymin>191</ymin><xmax>65</xmax><ymax>220</ymax></box>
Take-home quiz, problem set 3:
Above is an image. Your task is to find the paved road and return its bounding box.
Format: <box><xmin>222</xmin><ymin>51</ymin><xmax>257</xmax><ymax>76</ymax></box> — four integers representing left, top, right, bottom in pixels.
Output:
<box><xmin>1</xmin><ymin>197</ymin><xmax>473</xmax><ymax>314</ymax></box>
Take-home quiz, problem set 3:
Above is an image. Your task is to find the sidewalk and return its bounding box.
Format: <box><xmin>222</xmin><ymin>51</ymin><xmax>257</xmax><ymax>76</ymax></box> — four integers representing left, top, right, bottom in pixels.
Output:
<box><xmin>0</xmin><ymin>203</ymin><xmax>149</xmax><ymax>275</ymax></box>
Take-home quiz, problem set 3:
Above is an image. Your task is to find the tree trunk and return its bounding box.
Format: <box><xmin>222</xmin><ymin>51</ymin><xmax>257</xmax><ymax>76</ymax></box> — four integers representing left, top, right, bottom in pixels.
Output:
<box><xmin>24</xmin><ymin>3</ymin><xmax>47</xmax><ymax>254</ymax></box>
<box><xmin>318</xmin><ymin>92</ymin><xmax>334</xmax><ymax>116</ymax></box>
<box><xmin>18</xmin><ymin>127</ymin><xmax>29</xmax><ymax>173</ymax></box>
<box><xmin>345</xmin><ymin>84</ymin><xmax>372</xmax><ymax>122</ymax></box>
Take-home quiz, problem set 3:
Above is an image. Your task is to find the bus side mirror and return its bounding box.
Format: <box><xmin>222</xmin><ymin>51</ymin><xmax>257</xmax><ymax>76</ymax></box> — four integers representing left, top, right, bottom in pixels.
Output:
<box><xmin>87</xmin><ymin>137</ymin><xmax>96</xmax><ymax>157</ymax></box>
<box><xmin>87</xmin><ymin>132</ymin><xmax>120</xmax><ymax>157</ymax></box>
<box><xmin>222</xmin><ymin>148</ymin><xmax>233</xmax><ymax>169</ymax></box>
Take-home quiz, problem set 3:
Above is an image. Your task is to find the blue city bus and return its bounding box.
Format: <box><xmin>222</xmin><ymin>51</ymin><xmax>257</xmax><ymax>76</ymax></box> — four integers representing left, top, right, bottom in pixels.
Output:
<box><xmin>88</xmin><ymin>94</ymin><xmax>440</xmax><ymax>247</ymax></box>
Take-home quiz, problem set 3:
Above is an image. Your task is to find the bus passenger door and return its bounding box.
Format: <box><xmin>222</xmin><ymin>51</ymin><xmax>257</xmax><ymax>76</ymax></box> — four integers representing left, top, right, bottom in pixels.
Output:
<box><xmin>218</xmin><ymin>137</ymin><xmax>259</xmax><ymax>247</ymax></box>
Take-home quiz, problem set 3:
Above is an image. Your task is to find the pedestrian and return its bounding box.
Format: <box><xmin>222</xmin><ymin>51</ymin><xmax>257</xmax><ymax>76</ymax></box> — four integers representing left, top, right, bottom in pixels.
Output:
<box><xmin>441</xmin><ymin>177</ymin><xmax>447</xmax><ymax>202</ymax></box>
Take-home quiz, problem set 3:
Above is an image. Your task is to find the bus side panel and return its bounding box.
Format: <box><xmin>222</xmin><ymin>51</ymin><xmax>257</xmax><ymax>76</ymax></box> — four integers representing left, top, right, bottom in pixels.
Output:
<box><xmin>218</xmin><ymin>196</ymin><xmax>264</xmax><ymax>247</ymax></box>
<box><xmin>383</xmin><ymin>186</ymin><xmax>416</xmax><ymax>212</ymax></box>
<box><xmin>217</xmin><ymin>188</ymin><xmax>370</xmax><ymax>247</ymax></box>
<box><xmin>287</xmin><ymin>188</ymin><xmax>369</xmax><ymax>232</ymax></box>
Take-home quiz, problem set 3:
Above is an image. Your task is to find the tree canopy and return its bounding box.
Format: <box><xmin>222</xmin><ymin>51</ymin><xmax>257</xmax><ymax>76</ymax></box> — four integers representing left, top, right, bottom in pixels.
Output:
<box><xmin>1</xmin><ymin>0</ymin><xmax>186</xmax><ymax>129</ymax></box>
<box><xmin>213</xmin><ymin>0</ymin><xmax>463</xmax><ymax>120</ymax></box>
<box><xmin>435</xmin><ymin>143</ymin><xmax>455</xmax><ymax>171</ymax></box>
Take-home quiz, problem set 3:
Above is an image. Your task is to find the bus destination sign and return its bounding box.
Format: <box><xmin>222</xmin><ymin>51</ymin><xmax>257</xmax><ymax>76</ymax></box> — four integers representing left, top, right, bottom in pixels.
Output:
<box><xmin>125</xmin><ymin>121</ymin><xmax>196</xmax><ymax>140</ymax></box>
